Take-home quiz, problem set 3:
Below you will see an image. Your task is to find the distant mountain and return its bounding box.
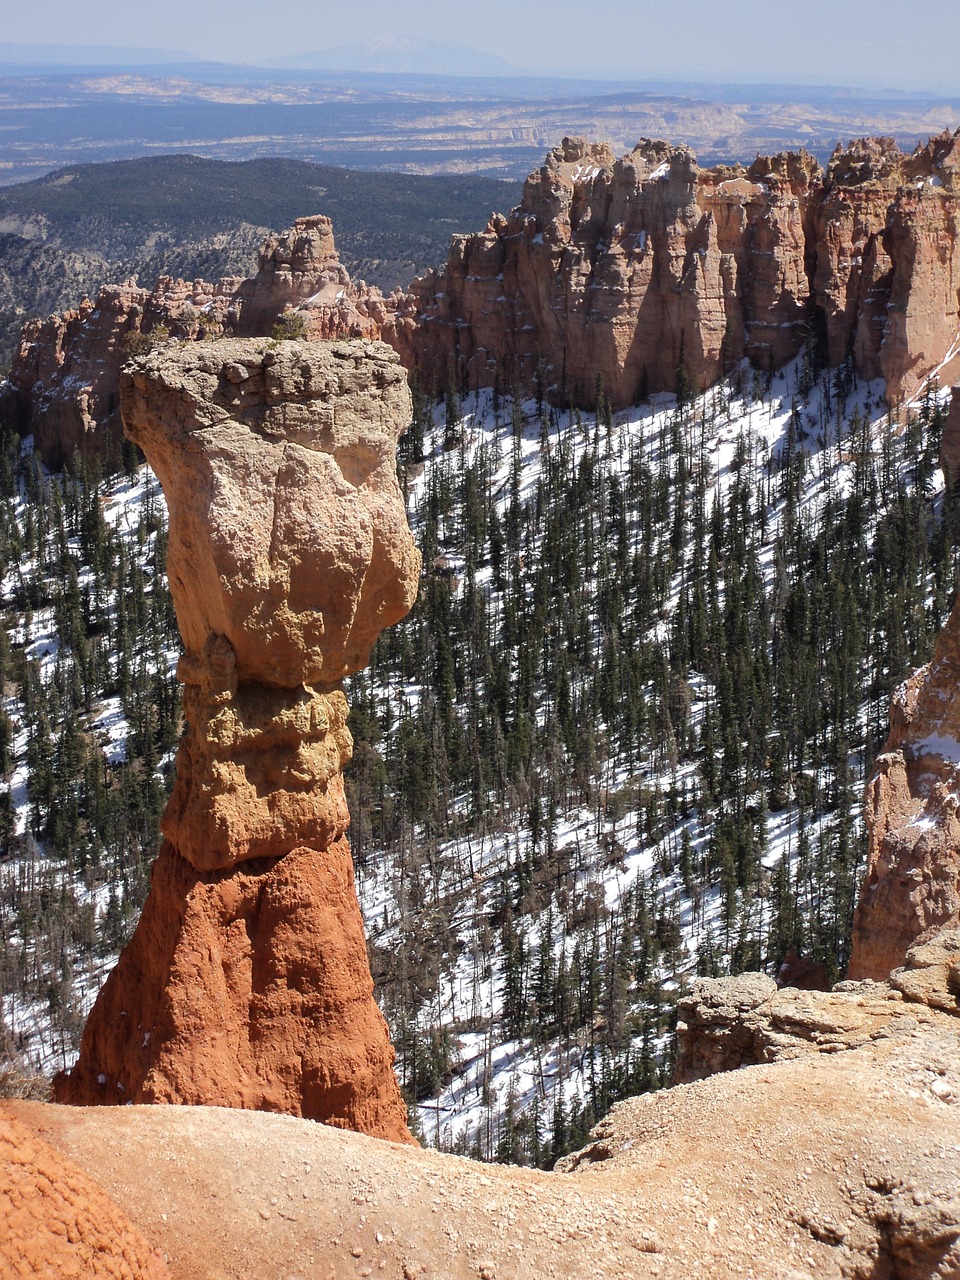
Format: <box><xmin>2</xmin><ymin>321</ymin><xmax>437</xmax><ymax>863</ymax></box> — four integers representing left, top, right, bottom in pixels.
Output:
<box><xmin>264</xmin><ymin>37</ymin><xmax>515</xmax><ymax>77</ymax></box>
<box><xmin>0</xmin><ymin>43</ymin><xmax>198</xmax><ymax>67</ymax></box>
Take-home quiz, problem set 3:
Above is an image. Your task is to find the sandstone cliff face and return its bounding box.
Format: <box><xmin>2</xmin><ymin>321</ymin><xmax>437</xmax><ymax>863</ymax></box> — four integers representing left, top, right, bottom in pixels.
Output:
<box><xmin>4</xmin><ymin>218</ymin><xmax>389</xmax><ymax>468</ymax></box>
<box><xmin>5</xmin><ymin>275</ymin><xmax>239</xmax><ymax>468</ymax></box>
<box><xmin>391</xmin><ymin>130</ymin><xmax>960</xmax><ymax>409</ymax></box>
<box><xmin>848</xmin><ymin>592</ymin><xmax>960</xmax><ymax>979</ymax></box>
<box><xmin>8</xmin><ymin>132</ymin><xmax>960</xmax><ymax>467</ymax></box>
<box><xmin>53</xmin><ymin>338</ymin><xmax>420</xmax><ymax>1143</ymax></box>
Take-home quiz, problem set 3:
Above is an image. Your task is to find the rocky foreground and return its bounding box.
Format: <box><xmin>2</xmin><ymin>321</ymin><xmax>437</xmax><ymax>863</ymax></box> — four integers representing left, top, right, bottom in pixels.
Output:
<box><xmin>4</xmin><ymin>930</ymin><xmax>960</xmax><ymax>1279</ymax></box>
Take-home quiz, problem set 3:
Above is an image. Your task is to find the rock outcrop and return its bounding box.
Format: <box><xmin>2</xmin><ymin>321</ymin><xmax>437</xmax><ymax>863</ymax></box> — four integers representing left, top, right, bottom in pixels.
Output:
<box><xmin>3</xmin><ymin>218</ymin><xmax>390</xmax><ymax>468</ymax></box>
<box><xmin>229</xmin><ymin>215</ymin><xmax>391</xmax><ymax>341</ymax></box>
<box><xmin>390</xmin><ymin>130</ymin><xmax>960</xmax><ymax>410</ymax></box>
<box><xmin>849</xmin><ymin>584</ymin><xmax>960</xmax><ymax>979</ymax></box>
<box><xmin>940</xmin><ymin>384</ymin><xmax>960</xmax><ymax>483</ymax></box>
<box><xmin>0</xmin><ymin>1108</ymin><xmax>171</xmax><ymax>1279</ymax></box>
<box><xmin>675</xmin><ymin>929</ymin><xmax>960</xmax><ymax>1082</ymax></box>
<box><xmin>3</xmin><ymin>275</ymin><xmax>239</xmax><ymax>468</ymax></box>
<box><xmin>53</xmin><ymin>338</ymin><xmax>420</xmax><ymax>1143</ymax></box>
<box><xmin>7</xmin><ymin>131</ymin><xmax>960</xmax><ymax>468</ymax></box>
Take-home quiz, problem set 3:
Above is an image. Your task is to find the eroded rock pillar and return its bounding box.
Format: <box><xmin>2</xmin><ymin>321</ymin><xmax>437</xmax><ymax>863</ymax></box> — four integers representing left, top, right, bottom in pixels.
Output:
<box><xmin>54</xmin><ymin>338</ymin><xmax>420</xmax><ymax>1143</ymax></box>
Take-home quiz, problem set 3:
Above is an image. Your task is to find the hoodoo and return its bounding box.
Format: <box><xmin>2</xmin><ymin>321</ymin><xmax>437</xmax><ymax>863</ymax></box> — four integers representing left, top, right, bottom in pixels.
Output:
<box><xmin>53</xmin><ymin>338</ymin><xmax>420</xmax><ymax>1143</ymax></box>
<box><xmin>850</xmin><ymin>592</ymin><xmax>960</xmax><ymax>980</ymax></box>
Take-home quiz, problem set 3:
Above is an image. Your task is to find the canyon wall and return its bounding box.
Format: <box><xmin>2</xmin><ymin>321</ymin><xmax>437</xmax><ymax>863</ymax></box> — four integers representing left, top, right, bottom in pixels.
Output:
<box><xmin>52</xmin><ymin>338</ymin><xmax>420</xmax><ymax>1143</ymax></box>
<box><xmin>388</xmin><ymin>130</ymin><xmax>960</xmax><ymax>409</ymax></box>
<box><xmin>6</xmin><ymin>130</ymin><xmax>960</xmax><ymax>468</ymax></box>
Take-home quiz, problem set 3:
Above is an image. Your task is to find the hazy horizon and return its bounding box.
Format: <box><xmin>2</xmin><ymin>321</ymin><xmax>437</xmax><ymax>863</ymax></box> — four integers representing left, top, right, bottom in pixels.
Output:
<box><xmin>3</xmin><ymin>1</ymin><xmax>960</xmax><ymax>96</ymax></box>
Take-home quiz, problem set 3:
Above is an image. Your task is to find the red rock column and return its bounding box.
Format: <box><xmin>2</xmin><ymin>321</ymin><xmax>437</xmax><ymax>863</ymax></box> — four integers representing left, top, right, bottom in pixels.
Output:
<box><xmin>54</xmin><ymin>338</ymin><xmax>420</xmax><ymax>1144</ymax></box>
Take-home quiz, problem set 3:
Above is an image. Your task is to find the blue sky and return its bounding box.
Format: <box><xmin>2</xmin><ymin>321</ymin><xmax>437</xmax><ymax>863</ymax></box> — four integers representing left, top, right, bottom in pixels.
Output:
<box><xmin>4</xmin><ymin>0</ymin><xmax>959</xmax><ymax>94</ymax></box>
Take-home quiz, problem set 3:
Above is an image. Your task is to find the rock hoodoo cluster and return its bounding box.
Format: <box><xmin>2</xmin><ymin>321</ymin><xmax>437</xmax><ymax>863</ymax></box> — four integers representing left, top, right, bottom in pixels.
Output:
<box><xmin>52</xmin><ymin>337</ymin><xmax>420</xmax><ymax>1143</ymax></box>
<box><xmin>389</xmin><ymin>130</ymin><xmax>960</xmax><ymax>409</ymax></box>
<box><xmin>228</xmin><ymin>214</ymin><xmax>391</xmax><ymax>341</ymax></box>
<box><xmin>7</xmin><ymin>130</ymin><xmax>960</xmax><ymax>468</ymax></box>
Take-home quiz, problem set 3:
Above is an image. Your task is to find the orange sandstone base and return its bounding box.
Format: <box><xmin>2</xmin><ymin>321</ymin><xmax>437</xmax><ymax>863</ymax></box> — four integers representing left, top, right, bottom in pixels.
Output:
<box><xmin>54</xmin><ymin>839</ymin><xmax>413</xmax><ymax>1144</ymax></box>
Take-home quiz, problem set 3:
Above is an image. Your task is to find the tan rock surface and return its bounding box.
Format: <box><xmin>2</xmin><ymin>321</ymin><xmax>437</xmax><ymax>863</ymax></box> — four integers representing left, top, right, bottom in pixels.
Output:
<box><xmin>54</xmin><ymin>339</ymin><xmax>419</xmax><ymax>1142</ymax></box>
<box><xmin>229</xmin><ymin>214</ymin><xmax>390</xmax><ymax>340</ymax></box>
<box><xmin>13</xmin><ymin>965</ymin><xmax>960</xmax><ymax>1280</ymax></box>
<box><xmin>4</xmin><ymin>218</ymin><xmax>390</xmax><ymax>468</ymax></box>
<box><xmin>5</xmin><ymin>275</ymin><xmax>239</xmax><ymax>468</ymax></box>
<box><xmin>850</xmin><ymin>590</ymin><xmax>960</xmax><ymax>980</ymax></box>
<box><xmin>675</xmin><ymin>928</ymin><xmax>960</xmax><ymax>1082</ymax></box>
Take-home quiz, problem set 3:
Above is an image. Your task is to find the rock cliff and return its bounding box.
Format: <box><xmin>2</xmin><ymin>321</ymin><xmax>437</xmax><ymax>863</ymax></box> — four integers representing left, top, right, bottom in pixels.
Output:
<box><xmin>52</xmin><ymin>338</ymin><xmax>420</xmax><ymax>1143</ymax></box>
<box><xmin>848</xmin><ymin>590</ymin><xmax>960</xmax><ymax>979</ymax></box>
<box><xmin>3</xmin><ymin>275</ymin><xmax>239</xmax><ymax>468</ymax></box>
<box><xmin>8</xmin><ymin>131</ymin><xmax>960</xmax><ymax>469</ymax></box>
<box><xmin>389</xmin><ymin>130</ymin><xmax>960</xmax><ymax>410</ymax></box>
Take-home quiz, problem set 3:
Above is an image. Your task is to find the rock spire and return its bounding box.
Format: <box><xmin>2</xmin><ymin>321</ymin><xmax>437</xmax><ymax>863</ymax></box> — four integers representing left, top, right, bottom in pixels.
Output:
<box><xmin>53</xmin><ymin>338</ymin><xmax>420</xmax><ymax>1143</ymax></box>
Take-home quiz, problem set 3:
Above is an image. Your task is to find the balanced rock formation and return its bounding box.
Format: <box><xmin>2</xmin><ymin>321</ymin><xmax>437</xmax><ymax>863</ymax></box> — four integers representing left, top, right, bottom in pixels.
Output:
<box><xmin>53</xmin><ymin>338</ymin><xmax>420</xmax><ymax>1143</ymax></box>
<box><xmin>849</xmin><ymin>590</ymin><xmax>960</xmax><ymax>979</ymax></box>
<box><xmin>3</xmin><ymin>218</ymin><xmax>390</xmax><ymax>468</ymax></box>
<box><xmin>390</xmin><ymin>130</ymin><xmax>960</xmax><ymax>410</ymax></box>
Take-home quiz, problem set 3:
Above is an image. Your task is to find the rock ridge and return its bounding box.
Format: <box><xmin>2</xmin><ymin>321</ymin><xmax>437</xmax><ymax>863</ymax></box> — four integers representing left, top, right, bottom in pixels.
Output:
<box><xmin>3</xmin><ymin>219</ymin><xmax>390</xmax><ymax>467</ymax></box>
<box><xmin>389</xmin><ymin>128</ymin><xmax>960</xmax><ymax>410</ymax></box>
<box><xmin>7</xmin><ymin>129</ymin><xmax>960</xmax><ymax>468</ymax></box>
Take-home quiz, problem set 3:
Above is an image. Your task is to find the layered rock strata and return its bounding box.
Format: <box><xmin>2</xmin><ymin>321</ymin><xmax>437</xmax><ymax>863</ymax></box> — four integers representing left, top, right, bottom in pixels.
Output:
<box><xmin>4</xmin><ymin>218</ymin><xmax>389</xmax><ymax>467</ymax></box>
<box><xmin>53</xmin><ymin>338</ymin><xmax>420</xmax><ymax>1143</ymax></box>
<box><xmin>389</xmin><ymin>130</ymin><xmax>960</xmax><ymax>409</ymax></box>
<box><xmin>4</xmin><ymin>275</ymin><xmax>240</xmax><ymax>468</ymax></box>
<box><xmin>9</xmin><ymin>130</ymin><xmax>960</xmax><ymax>469</ymax></box>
